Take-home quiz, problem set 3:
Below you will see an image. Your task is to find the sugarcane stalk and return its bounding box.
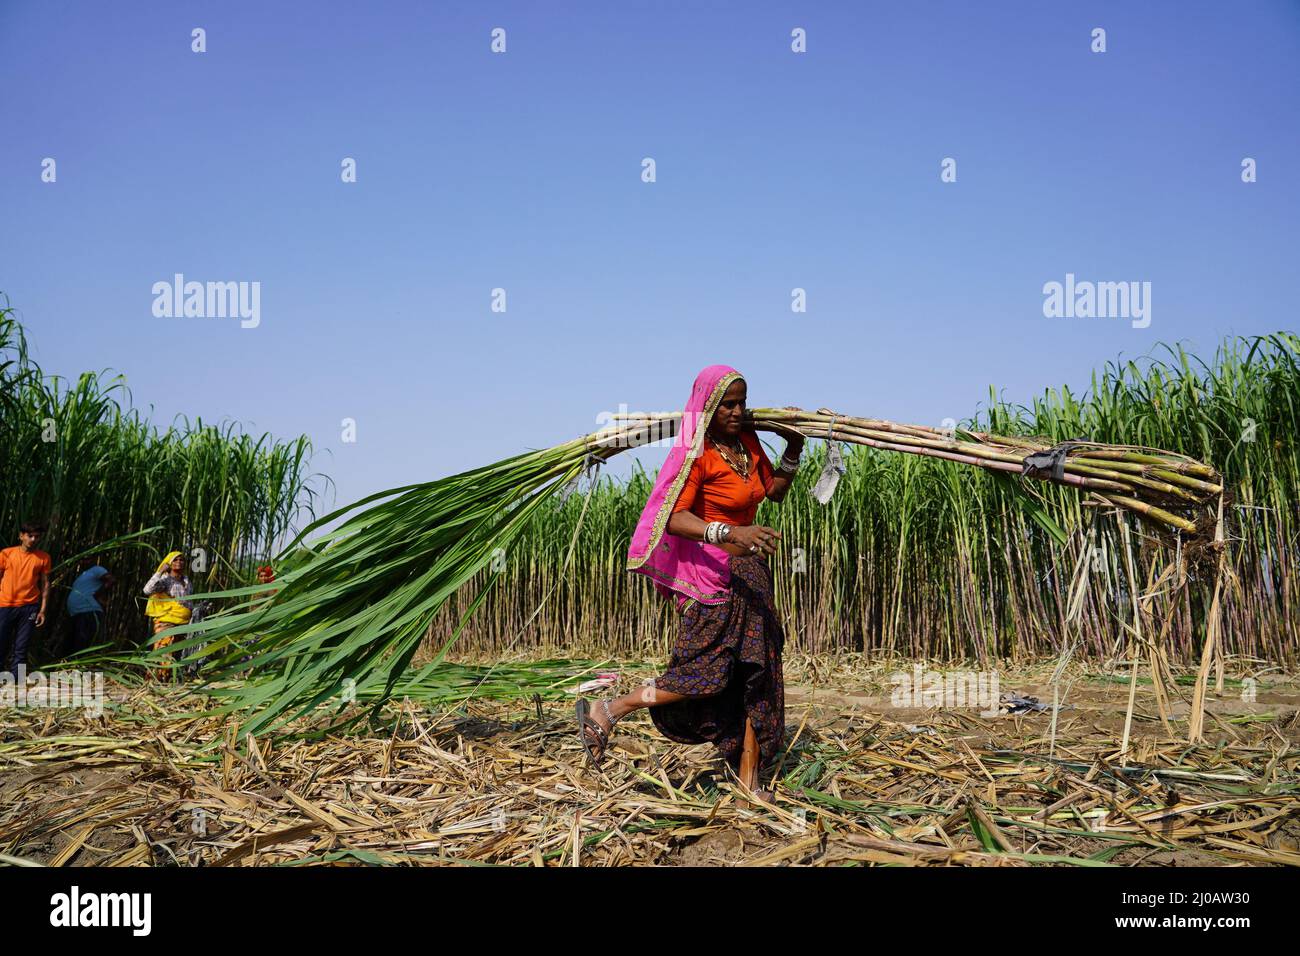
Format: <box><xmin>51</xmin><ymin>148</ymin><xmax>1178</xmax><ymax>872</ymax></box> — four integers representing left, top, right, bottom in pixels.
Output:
<box><xmin>1094</xmin><ymin>494</ymin><xmax>1199</xmax><ymax>533</ymax></box>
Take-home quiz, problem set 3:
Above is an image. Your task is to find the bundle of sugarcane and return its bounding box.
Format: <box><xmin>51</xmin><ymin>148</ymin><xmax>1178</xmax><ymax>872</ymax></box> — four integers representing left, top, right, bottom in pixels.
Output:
<box><xmin>170</xmin><ymin>407</ymin><xmax>1219</xmax><ymax>735</ymax></box>
<box><xmin>758</xmin><ymin>408</ymin><xmax>1218</xmax><ymax>534</ymax></box>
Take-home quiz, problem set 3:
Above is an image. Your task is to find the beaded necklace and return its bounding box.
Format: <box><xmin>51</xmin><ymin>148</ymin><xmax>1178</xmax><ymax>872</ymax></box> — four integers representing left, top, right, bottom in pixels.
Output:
<box><xmin>709</xmin><ymin>435</ymin><xmax>751</xmax><ymax>480</ymax></box>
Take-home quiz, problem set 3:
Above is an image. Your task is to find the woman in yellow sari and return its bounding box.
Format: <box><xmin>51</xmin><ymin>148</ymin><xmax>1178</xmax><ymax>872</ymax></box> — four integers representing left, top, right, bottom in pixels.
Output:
<box><xmin>143</xmin><ymin>551</ymin><xmax>193</xmax><ymax>680</ymax></box>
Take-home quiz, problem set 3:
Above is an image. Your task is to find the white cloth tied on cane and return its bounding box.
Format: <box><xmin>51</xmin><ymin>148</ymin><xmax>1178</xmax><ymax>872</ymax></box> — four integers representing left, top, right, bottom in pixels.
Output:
<box><xmin>811</xmin><ymin>412</ymin><xmax>846</xmax><ymax>505</ymax></box>
<box><xmin>558</xmin><ymin>451</ymin><xmax>601</xmax><ymax>502</ymax></box>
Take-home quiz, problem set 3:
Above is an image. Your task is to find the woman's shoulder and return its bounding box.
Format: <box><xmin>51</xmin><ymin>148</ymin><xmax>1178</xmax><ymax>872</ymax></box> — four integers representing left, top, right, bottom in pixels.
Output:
<box><xmin>740</xmin><ymin>430</ymin><xmax>770</xmax><ymax>460</ymax></box>
<box><xmin>691</xmin><ymin>441</ymin><xmax>721</xmax><ymax>472</ymax></box>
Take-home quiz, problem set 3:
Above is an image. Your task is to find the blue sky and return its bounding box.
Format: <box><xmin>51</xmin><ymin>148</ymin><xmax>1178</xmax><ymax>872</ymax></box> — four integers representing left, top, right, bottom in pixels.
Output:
<box><xmin>2</xmin><ymin>1</ymin><xmax>1297</xmax><ymax>519</ymax></box>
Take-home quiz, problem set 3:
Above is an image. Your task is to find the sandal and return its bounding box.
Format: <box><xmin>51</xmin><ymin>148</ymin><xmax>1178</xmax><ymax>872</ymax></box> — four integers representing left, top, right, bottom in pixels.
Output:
<box><xmin>575</xmin><ymin>698</ymin><xmax>619</xmax><ymax>767</ymax></box>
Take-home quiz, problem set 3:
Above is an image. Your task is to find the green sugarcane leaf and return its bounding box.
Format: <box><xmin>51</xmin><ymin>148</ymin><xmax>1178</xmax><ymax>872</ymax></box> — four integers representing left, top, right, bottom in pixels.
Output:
<box><xmin>967</xmin><ymin>807</ymin><xmax>998</xmax><ymax>852</ymax></box>
<box><xmin>992</xmin><ymin>472</ymin><xmax>1068</xmax><ymax>546</ymax></box>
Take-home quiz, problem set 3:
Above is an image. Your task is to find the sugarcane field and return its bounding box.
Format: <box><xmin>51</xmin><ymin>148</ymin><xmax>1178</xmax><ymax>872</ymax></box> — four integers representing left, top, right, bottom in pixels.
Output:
<box><xmin>2</xmin><ymin>0</ymin><xmax>1294</xmax><ymax>938</ymax></box>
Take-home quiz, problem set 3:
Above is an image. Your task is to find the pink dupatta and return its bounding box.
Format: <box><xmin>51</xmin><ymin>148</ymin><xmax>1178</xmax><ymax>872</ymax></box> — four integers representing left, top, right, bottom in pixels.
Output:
<box><xmin>626</xmin><ymin>365</ymin><xmax>743</xmax><ymax>608</ymax></box>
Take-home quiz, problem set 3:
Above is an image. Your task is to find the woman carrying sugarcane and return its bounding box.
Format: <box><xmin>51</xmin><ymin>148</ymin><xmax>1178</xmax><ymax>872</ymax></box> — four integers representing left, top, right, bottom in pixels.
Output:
<box><xmin>576</xmin><ymin>365</ymin><xmax>804</xmax><ymax>803</ymax></box>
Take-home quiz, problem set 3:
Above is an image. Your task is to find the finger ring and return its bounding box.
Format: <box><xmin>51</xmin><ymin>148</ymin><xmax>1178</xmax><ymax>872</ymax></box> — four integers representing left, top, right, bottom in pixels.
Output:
<box><xmin>749</xmin><ymin>545</ymin><xmax>758</xmax><ymax>553</ymax></box>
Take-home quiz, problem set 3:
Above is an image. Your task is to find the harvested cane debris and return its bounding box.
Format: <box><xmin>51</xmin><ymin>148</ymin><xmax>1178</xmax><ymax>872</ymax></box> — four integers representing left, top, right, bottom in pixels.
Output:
<box><xmin>3</xmin><ymin>658</ymin><xmax>1295</xmax><ymax>867</ymax></box>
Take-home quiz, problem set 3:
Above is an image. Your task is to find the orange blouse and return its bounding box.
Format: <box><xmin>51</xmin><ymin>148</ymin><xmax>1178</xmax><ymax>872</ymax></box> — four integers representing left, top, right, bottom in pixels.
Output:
<box><xmin>672</xmin><ymin>431</ymin><xmax>775</xmax><ymax>527</ymax></box>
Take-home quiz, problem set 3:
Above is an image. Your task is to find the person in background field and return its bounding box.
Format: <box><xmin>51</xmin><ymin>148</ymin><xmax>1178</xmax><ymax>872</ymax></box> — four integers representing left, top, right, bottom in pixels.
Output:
<box><xmin>143</xmin><ymin>550</ymin><xmax>193</xmax><ymax>681</ymax></box>
<box><xmin>254</xmin><ymin>564</ymin><xmax>275</xmax><ymax>607</ymax></box>
<box><xmin>0</xmin><ymin>521</ymin><xmax>53</xmax><ymax>680</ymax></box>
<box><xmin>64</xmin><ymin>561</ymin><xmax>114</xmax><ymax>658</ymax></box>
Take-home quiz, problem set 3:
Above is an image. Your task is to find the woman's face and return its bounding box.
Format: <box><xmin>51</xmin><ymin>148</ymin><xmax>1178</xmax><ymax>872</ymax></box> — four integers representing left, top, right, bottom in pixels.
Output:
<box><xmin>710</xmin><ymin>379</ymin><xmax>747</xmax><ymax>439</ymax></box>
<box><xmin>170</xmin><ymin>557</ymin><xmax>186</xmax><ymax>575</ymax></box>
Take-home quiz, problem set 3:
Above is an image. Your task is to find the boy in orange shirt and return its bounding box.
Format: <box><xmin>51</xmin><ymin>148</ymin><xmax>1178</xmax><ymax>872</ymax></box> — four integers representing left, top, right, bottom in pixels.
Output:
<box><xmin>0</xmin><ymin>521</ymin><xmax>52</xmax><ymax>679</ymax></box>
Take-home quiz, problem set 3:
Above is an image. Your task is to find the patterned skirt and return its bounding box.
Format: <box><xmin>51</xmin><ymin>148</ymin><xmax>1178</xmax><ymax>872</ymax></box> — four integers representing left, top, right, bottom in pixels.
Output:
<box><xmin>650</xmin><ymin>554</ymin><xmax>786</xmax><ymax>771</ymax></box>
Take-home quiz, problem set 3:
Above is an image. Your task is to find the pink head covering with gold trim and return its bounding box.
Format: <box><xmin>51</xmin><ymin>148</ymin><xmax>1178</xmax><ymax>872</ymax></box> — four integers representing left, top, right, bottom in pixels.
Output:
<box><xmin>626</xmin><ymin>365</ymin><xmax>742</xmax><ymax>607</ymax></box>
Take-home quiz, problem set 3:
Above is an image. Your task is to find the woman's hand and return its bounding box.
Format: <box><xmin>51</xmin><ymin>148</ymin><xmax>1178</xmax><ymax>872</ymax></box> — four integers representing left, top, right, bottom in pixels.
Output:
<box><xmin>748</xmin><ymin>407</ymin><xmax>806</xmax><ymax>447</ymax></box>
<box><xmin>779</xmin><ymin>407</ymin><xmax>806</xmax><ymax>453</ymax></box>
<box><xmin>727</xmin><ymin>525</ymin><xmax>781</xmax><ymax>556</ymax></box>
